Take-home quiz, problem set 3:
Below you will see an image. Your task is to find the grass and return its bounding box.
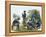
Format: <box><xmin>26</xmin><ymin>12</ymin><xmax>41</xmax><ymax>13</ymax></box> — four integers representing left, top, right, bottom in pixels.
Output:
<box><xmin>12</xmin><ymin>25</ymin><xmax>42</xmax><ymax>32</ymax></box>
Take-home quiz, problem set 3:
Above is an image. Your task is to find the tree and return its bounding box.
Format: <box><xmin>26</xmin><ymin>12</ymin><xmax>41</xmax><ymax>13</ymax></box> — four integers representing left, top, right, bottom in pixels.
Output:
<box><xmin>27</xmin><ymin>10</ymin><xmax>42</xmax><ymax>30</ymax></box>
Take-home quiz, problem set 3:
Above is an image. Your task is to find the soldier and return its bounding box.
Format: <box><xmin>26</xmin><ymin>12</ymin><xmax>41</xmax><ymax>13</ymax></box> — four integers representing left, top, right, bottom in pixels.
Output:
<box><xmin>22</xmin><ymin>11</ymin><xmax>26</xmax><ymax>20</ymax></box>
<box><xmin>22</xmin><ymin>11</ymin><xmax>26</xmax><ymax>26</ymax></box>
<box><xmin>12</xmin><ymin>18</ymin><xmax>20</xmax><ymax>31</ymax></box>
<box><xmin>27</xmin><ymin>20</ymin><xmax>35</xmax><ymax>30</ymax></box>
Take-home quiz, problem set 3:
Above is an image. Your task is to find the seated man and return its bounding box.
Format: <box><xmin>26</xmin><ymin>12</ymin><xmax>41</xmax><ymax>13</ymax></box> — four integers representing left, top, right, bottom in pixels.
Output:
<box><xmin>27</xmin><ymin>20</ymin><xmax>35</xmax><ymax>30</ymax></box>
<box><xmin>36</xmin><ymin>21</ymin><xmax>41</xmax><ymax>29</ymax></box>
<box><xmin>12</xmin><ymin>18</ymin><xmax>20</xmax><ymax>31</ymax></box>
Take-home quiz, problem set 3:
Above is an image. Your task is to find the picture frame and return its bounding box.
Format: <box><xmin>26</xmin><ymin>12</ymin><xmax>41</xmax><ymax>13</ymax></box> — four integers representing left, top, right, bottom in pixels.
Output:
<box><xmin>5</xmin><ymin>1</ymin><xmax>45</xmax><ymax>36</ymax></box>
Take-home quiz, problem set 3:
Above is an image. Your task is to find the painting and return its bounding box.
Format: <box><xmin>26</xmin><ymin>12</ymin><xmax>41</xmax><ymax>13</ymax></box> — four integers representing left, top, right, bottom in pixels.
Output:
<box><xmin>5</xmin><ymin>1</ymin><xmax>45</xmax><ymax>36</ymax></box>
<box><xmin>11</xmin><ymin>5</ymin><xmax>42</xmax><ymax>32</ymax></box>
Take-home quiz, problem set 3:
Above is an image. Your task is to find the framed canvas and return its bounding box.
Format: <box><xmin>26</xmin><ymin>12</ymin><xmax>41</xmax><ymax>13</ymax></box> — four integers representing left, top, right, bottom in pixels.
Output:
<box><xmin>5</xmin><ymin>1</ymin><xmax>45</xmax><ymax>36</ymax></box>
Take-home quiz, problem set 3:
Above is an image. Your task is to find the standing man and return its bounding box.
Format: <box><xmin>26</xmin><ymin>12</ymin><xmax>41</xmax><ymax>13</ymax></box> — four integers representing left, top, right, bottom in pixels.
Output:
<box><xmin>22</xmin><ymin>11</ymin><xmax>26</xmax><ymax>20</ymax></box>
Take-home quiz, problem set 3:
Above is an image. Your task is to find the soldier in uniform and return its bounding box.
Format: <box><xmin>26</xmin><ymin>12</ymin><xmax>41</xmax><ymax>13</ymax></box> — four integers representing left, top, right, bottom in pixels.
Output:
<box><xmin>12</xmin><ymin>18</ymin><xmax>20</xmax><ymax>31</ymax></box>
<box><xmin>22</xmin><ymin>11</ymin><xmax>26</xmax><ymax>26</ymax></box>
<box><xmin>22</xmin><ymin>11</ymin><xmax>26</xmax><ymax>20</ymax></box>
